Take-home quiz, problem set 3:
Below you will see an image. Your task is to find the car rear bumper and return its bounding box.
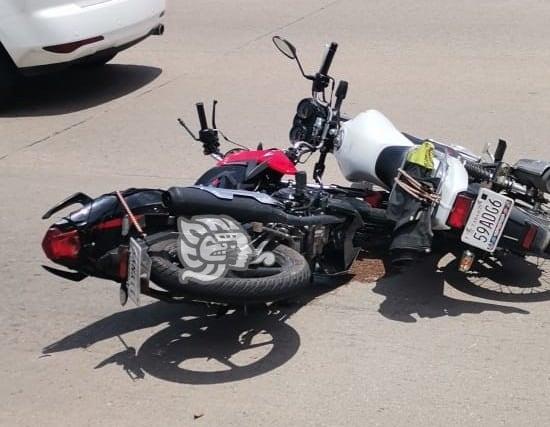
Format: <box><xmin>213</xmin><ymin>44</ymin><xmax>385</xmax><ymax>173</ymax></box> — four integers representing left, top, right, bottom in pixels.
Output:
<box><xmin>18</xmin><ymin>29</ymin><xmax>159</xmax><ymax>76</ymax></box>
<box><xmin>0</xmin><ymin>0</ymin><xmax>165</xmax><ymax>69</ymax></box>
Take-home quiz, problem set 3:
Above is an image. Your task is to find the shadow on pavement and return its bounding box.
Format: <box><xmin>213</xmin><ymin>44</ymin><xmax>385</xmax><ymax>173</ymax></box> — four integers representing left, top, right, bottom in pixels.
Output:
<box><xmin>43</xmin><ymin>278</ymin><xmax>347</xmax><ymax>384</ymax></box>
<box><xmin>43</xmin><ymin>253</ymin><xmax>536</xmax><ymax>380</ymax></box>
<box><xmin>2</xmin><ymin>64</ymin><xmax>162</xmax><ymax>117</ymax></box>
<box><xmin>370</xmin><ymin>254</ymin><xmax>530</xmax><ymax>323</ymax></box>
<box><xmin>442</xmin><ymin>254</ymin><xmax>550</xmax><ymax>303</ymax></box>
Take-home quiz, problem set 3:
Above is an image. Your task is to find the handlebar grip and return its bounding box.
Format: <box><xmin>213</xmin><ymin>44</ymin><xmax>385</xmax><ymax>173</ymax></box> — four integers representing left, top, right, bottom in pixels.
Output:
<box><xmin>334</xmin><ymin>80</ymin><xmax>348</xmax><ymax>111</ymax></box>
<box><xmin>319</xmin><ymin>42</ymin><xmax>338</xmax><ymax>76</ymax></box>
<box><xmin>196</xmin><ymin>102</ymin><xmax>208</xmax><ymax>130</ymax></box>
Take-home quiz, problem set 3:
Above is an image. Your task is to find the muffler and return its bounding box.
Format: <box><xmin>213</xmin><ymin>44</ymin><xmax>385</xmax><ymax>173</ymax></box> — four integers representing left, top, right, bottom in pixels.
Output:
<box><xmin>163</xmin><ymin>186</ymin><xmax>344</xmax><ymax>226</ymax></box>
<box><xmin>151</xmin><ymin>24</ymin><xmax>165</xmax><ymax>36</ymax></box>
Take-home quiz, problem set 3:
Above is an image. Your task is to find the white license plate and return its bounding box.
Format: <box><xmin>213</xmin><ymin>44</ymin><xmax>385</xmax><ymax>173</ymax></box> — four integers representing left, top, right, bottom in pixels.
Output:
<box><xmin>126</xmin><ymin>238</ymin><xmax>152</xmax><ymax>306</ymax></box>
<box><xmin>461</xmin><ymin>188</ymin><xmax>514</xmax><ymax>252</ymax></box>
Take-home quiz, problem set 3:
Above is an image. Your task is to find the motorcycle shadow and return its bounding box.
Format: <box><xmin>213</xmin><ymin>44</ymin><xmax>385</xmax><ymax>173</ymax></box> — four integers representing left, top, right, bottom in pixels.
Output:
<box><xmin>42</xmin><ymin>278</ymin><xmax>347</xmax><ymax>385</ymax></box>
<box><xmin>367</xmin><ymin>254</ymin><xmax>530</xmax><ymax>323</ymax></box>
<box><xmin>442</xmin><ymin>254</ymin><xmax>550</xmax><ymax>303</ymax></box>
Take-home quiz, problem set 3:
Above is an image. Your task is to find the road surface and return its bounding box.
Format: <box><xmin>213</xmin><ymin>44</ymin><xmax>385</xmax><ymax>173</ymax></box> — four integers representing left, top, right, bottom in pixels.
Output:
<box><xmin>2</xmin><ymin>1</ymin><xmax>550</xmax><ymax>425</ymax></box>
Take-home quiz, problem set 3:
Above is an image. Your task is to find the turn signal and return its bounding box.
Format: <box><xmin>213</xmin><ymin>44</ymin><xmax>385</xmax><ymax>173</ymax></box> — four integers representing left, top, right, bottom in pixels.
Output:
<box><xmin>42</xmin><ymin>227</ymin><xmax>81</xmax><ymax>263</ymax></box>
<box><xmin>447</xmin><ymin>193</ymin><xmax>475</xmax><ymax>229</ymax></box>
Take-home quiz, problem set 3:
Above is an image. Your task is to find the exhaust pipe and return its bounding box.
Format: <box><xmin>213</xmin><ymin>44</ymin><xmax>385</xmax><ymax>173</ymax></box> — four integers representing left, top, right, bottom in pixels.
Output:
<box><xmin>151</xmin><ymin>24</ymin><xmax>165</xmax><ymax>36</ymax></box>
<box><xmin>163</xmin><ymin>186</ymin><xmax>345</xmax><ymax>226</ymax></box>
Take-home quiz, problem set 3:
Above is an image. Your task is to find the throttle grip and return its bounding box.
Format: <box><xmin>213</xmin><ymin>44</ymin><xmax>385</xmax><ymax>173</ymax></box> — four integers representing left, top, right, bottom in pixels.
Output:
<box><xmin>196</xmin><ymin>102</ymin><xmax>208</xmax><ymax>130</ymax></box>
<box><xmin>319</xmin><ymin>42</ymin><xmax>338</xmax><ymax>76</ymax></box>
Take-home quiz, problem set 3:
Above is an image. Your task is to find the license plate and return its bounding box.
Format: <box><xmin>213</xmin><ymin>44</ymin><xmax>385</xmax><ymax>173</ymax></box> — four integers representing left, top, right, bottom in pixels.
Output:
<box><xmin>461</xmin><ymin>188</ymin><xmax>514</xmax><ymax>252</ymax></box>
<box><xmin>126</xmin><ymin>238</ymin><xmax>152</xmax><ymax>306</ymax></box>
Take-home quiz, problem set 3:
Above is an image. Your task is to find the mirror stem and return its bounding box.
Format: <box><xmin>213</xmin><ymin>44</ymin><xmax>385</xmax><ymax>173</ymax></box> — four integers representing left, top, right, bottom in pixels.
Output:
<box><xmin>295</xmin><ymin>57</ymin><xmax>314</xmax><ymax>80</ymax></box>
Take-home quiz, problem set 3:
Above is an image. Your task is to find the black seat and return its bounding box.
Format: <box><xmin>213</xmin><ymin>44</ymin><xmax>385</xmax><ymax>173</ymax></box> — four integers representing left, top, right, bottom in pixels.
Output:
<box><xmin>375</xmin><ymin>145</ymin><xmax>410</xmax><ymax>188</ymax></box>
<box><xmin>513</xmin><ymin>159</ymin><xmax>550</xmax><ymax>193</ymax></box>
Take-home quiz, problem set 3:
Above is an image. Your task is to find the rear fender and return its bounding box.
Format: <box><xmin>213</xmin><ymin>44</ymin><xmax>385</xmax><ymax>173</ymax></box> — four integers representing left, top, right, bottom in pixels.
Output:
<box><xmin>42</xmin><ymin>188</ymin><xmax>167</xmax><ymax>280</ymax></box>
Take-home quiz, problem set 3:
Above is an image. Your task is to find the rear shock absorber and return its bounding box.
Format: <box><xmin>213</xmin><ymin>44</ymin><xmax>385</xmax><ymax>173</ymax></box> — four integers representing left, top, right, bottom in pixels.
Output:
<box><xmin>464</xmin><ymin>161</ymin><xmax>493</xmax><ymax>181</ymax></box>
<box><xmin>465</xmin><ymin>161</ymin><xmax>527</xmax><ymax>194</ymax></box>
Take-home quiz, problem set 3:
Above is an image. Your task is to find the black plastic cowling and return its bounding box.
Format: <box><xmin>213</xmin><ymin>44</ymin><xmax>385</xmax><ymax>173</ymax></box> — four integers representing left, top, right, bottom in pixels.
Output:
<box><xmin>163</xmin><ymin>186</ymin><xmax>345</xmax><ymax>226</ymax></box>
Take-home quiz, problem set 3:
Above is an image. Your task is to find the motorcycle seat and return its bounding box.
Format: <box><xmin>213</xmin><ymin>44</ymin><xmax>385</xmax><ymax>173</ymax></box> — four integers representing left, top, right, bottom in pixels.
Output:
<box><xmin>513</xmin><ymin>159</ymin><xmax>550</xmax><ymax>193</ymax></box>
<box><xmin>375</xmin><ymin>145</ymin><xmax>411</xmax><ymax>188</ymax></box>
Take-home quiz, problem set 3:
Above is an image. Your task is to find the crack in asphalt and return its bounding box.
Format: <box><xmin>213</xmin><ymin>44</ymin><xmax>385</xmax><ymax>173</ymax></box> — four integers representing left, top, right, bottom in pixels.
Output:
<box><xmin>134</xmin><ymin>0</ymin><xmax>344</xmax><ymax>98</ymax></box>
<box><xmin>229</xmin><ymin>0</ymin><xmax>343</xmax><ymax>53</ymax></box>
<box><xmin>1</xmin><ymin>0</ymin><xmax>342</xmax><ymax>163</ymax></box>
<box><xmin>0</xmin><ymin>117</ymin><xmax>93</xmax><ymax>161</ymax></box>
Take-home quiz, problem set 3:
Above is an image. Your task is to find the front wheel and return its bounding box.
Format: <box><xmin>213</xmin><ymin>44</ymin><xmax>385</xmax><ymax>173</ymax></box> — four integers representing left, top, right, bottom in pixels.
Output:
<box><xmin>148</xmin><ymin>233</ymin><xmax>311</xmax><ymax>304</ymax></box>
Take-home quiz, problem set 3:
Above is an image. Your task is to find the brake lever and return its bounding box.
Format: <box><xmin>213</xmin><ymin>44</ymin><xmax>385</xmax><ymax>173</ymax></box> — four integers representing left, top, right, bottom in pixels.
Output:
<box><xmin>177</xmin><ymin>118</ymin><xmax>200</xmax><ymax>141</ymax></box>
<box><xmin>212</xmin><ymin>100</ymin><xmax>218</xmax><ymax>129</ymax></box>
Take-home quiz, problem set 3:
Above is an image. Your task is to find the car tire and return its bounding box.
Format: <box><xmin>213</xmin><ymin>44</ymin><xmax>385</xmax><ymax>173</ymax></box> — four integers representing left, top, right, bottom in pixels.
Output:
<box><xmin>0</xmin><ymin>45</ymin><xmax>18</xmax><ymax>107</ymax></box>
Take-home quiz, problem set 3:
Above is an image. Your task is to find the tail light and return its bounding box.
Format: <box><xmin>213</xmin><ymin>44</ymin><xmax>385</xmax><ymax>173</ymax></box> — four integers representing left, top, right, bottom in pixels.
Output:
<box><xmin>521</xmin><ymin>223</ymin><xmax>539</xmax><ymax>250</ymax></box>
<box><xmin>42</xmin><ymin>227</ymin><xmax>81</xmax><ymax>263</ymax></box>
<box><xmin>118</xmin><ymin>246</ymin><xmax>129</xmax><ymax>281</ymax></box>
<box><xmin>447</xmin><ymin>193</ymin><xmax>475</xmax><ymax>229</ymax></box>
<box><xmin>43</xmin><ymin>36</ymin><xmax>104</xmax><ymax>54</ymax></box>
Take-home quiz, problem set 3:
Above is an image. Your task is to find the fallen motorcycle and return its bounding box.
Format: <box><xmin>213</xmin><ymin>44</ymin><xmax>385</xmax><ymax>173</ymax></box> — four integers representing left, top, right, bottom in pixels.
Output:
<box><xmin>41</xmin><ymin>36</ymin><xmax>550</xmax><ymax>306</ymax></box>
<box><xmin>268</xmin><ymin>37</ymin><xmax>550</xmax><ymax>269</ymax></box>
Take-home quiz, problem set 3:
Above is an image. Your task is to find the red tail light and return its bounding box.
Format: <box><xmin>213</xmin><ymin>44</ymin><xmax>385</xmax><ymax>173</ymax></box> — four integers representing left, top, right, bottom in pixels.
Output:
<box><xmin>42</xmin><ymin>227</ymin><xmax>81</xmax><ymax>263</ymax></box>
<box><xmin>447</xmin><ymin>193</ymin><xmax>475</xmax><ymax>229</ymax></box>
<box><xmin>521</xmin><ymin>224</ymin><xmax>539</xmax><ymax>250</ymax></box>
<box><xmin>118</xmin><ymin>246</ymin><xmax>129</xmax><ymax>281</ymax></box>
<box><xmin>43</xmin><ymin>36</ymin><xmax>104</xmax><ymax>54</ymax></box>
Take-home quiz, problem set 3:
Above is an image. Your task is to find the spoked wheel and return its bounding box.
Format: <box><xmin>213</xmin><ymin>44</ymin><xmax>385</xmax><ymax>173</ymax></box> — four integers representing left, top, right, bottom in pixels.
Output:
<box><xmin>148</xmin><ymin>233</ymin><xmax>311</xmax><ymax>304</ymax></box>
<box><xmin>445</xmin><ymin>253</ymin><xmax>550</xmax><ymax>302</ymax></box>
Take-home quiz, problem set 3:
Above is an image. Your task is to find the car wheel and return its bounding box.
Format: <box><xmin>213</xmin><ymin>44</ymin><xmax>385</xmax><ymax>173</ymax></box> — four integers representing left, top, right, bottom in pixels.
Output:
<box><xmin>0</xmin><ymin>49</ymin><xmax>17</xmax><ymax>106</ymax></box>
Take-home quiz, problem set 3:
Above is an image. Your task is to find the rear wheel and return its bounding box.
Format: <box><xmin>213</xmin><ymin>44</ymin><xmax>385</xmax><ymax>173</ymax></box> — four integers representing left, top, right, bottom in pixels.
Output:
<box><xmin>445</xmin><ymin>253</ymin><xmax>550</xmax><ymax>302</ymax></box>
<box><xmin>148</xmin><ymin>233</ymin><xmax>311</xmax><ymax>304</ymax></box>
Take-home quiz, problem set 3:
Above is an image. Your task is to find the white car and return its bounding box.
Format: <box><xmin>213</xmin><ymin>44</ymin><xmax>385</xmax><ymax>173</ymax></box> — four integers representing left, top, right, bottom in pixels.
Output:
<box><xmin>0</xmin><ymin>0</ymin><xmax>165</xmax><ymax>97</ymax></box>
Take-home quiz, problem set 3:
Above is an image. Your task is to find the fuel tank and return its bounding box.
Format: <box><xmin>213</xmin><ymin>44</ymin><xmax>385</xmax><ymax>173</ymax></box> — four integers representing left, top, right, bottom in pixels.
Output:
<box><xmin>334</xmin><ymin>110</ymin><xmax>413</xmax><ymax>188</ymax></box>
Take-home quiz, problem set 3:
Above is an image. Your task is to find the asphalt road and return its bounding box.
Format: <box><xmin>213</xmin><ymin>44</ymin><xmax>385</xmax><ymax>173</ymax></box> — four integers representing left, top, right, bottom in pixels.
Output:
<box><xmin>2</xmin><ymin>1</ymin><xmax>550</xmax><ymax>425</ymax></box>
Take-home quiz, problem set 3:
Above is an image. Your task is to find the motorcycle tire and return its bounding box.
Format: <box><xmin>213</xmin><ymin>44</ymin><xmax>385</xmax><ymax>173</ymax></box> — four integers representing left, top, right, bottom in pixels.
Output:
<box><xmin>148</xmin><ymin>234</ymin><xmax>311</xmax><ymax>304</ymax></box>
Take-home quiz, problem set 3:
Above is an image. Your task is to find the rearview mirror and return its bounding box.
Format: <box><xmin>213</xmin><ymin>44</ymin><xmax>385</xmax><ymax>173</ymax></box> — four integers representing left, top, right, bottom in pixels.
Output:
<box><xmin>272</xmin><ymin>36</ymin><xmax>297</xmax><ymax>60</ymax></box>
<box><xmin>272</xmin><ymin>36</ymin><xmax>312</xmax><ymax>81</ymax></box>
<box><xmin>481</xmin><ymin>142</ymin><xmax>495</xmax><ymax>163</ymax></box>
<box><xmin>481</xmin><ymin>139</ymin><xmax>507</xmax><ymax>163</ymax></box>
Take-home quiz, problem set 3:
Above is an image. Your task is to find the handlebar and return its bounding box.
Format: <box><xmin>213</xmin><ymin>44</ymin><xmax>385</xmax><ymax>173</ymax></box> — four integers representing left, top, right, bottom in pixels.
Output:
<box><xmin>319</xmin><ymin>42</ymin><xmax>338</xmax><ymax>76</ymax></box>
<box><xmin>334</xmin><ymin>80</ymin><xmax>348</xmax><ymax>112</ymax></box>
<box><xmin>196</xmin><ymin>102</ymin><xmax>208</xmax><ymax>130</ymax></box>
<box><xmin>312</xmin><ymin>42</ymin><xmax>338</xmax><ymax>93</ymax></box>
